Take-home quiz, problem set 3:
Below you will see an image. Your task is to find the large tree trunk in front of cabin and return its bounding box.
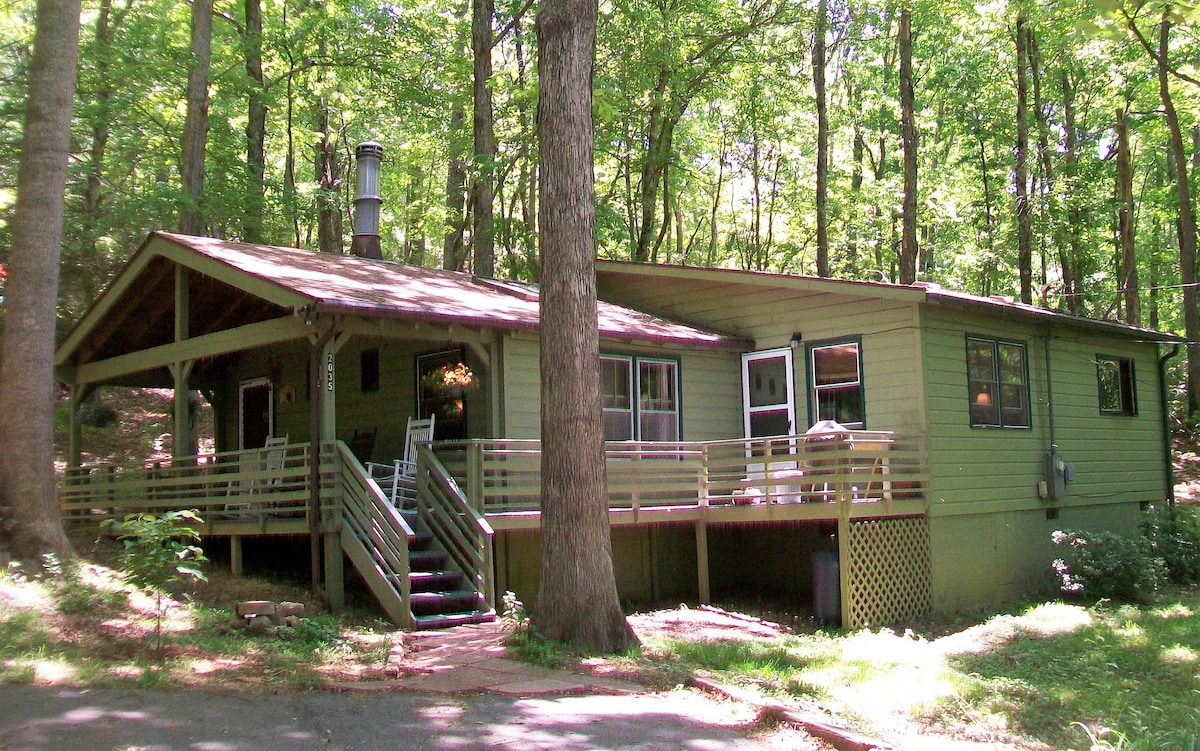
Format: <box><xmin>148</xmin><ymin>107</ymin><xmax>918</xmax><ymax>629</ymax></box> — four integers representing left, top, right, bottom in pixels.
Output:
<box><xmin>534</xmin><ymin>0</ymin><xmax>637</xmax><ymax>653</ymax></box>
<box><xmin>0</xmin><ymin>0</ymin><xmax>81</xmax><ymax>565</ymax></box>
<box><xmin>178</xmin><ymin>0</ymin><xmax>212</xmax><ymax>235</ymax></box>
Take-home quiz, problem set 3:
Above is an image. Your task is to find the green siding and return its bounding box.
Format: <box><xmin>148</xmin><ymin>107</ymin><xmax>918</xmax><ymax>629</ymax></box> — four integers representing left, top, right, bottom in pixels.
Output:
<box><xmin>596</xmin><ymin>275</ymin><xmax>925</xmax><ymax>435</ymax></box>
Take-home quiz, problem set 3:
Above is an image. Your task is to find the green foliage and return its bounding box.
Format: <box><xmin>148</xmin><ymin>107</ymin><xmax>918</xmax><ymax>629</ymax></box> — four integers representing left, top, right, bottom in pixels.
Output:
<box><xmin>101</xmin><ymin>510</ymin><xmax>208</xmax><ymax>652</ymax></box>
<box><xmin>102</xmin><ymin>510</ymin><xmax>207</xmax><ymax>593</ymax></box>
<box><xmin>1142</xmin><ymin>505</ymin><xmax>1200</xmax><ymax>585</ymax></box>
<box><xmin>1052</xmin><ymin>527</ymin><xmax>1167</xmax><ymax>601</ymax></box>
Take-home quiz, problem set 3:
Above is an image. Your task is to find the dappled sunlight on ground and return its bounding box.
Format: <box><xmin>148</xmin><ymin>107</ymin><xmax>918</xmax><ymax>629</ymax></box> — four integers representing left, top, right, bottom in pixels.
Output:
<box><xmin>935</xmin><ymin>603</ymin><xmax>1093</xmax><ymax>657</ymax></box>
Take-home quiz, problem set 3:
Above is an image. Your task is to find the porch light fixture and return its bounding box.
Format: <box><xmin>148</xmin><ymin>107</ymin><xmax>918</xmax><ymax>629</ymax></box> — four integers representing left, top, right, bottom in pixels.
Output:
<box><xmin>790</xmin><ymin>332</ymin><xmax>803</xmax><ymax>347</ymax></box>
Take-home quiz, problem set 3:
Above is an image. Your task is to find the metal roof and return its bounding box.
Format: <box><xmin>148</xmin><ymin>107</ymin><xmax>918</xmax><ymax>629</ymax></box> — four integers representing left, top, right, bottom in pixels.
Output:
<box><xmin>157</xmin><ymin>233</ymin><xmax>742</xmax><ymax>348</ymax></box>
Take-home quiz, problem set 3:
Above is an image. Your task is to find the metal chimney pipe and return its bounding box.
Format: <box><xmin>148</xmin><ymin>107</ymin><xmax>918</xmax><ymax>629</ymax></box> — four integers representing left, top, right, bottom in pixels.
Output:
<box><xmin>351</xmin><ymin>141</ymin><xmax>384</xmax><ymax>259</ymax></box>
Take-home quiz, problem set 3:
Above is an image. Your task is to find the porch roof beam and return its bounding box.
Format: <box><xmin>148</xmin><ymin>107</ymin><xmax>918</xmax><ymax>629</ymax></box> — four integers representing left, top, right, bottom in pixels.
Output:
<box><xmin>59</xmin><ymin>316</ymin><xmax>305</xmax><ymax>386</ymax></box>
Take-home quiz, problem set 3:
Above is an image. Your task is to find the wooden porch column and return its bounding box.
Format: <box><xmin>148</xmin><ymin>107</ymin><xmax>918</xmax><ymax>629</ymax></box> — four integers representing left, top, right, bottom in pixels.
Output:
<box><xmin>311</xmin><ymin>325</ymin><xmax>347</xmax><ymax>610</ymax></box>
<box><xmin>169</xmin><ymin>360</ymin><xmax>196</xmax><ymax>462</ymax></box>
<box><xmin>172</xmin><ymin>266</ymin><xmax>197</xmax><ymax>461</ymax></box>
<box><xmin>695</xmin><ymin>520</ymin><xmax>710</xmax><ymax>604</ymax></box>
<box><xmin>67</xmin><ymin>384</ymin><xmax>83</xmax><ymax>469</ymax></box>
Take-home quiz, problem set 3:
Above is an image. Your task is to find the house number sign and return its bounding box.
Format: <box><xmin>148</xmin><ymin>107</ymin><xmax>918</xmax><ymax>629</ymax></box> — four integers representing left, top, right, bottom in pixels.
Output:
<box><xmin>326</xmin><ymin>353</ymin><xmax>335</xmax><ymax>392</ymax></box>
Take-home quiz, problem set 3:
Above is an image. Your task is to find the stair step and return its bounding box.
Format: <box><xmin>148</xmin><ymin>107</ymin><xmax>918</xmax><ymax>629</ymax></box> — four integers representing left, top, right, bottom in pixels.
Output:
<box><xmin>410</xmin><ymin>589</ymin><xmax>484</xmax><ymax>615</ymax></box>
<box><xmin>409</xmin><ymin>550</ymin><xmax>447</xmax><ymax>569</ymax></box>
<box><xmin>409</xmin><ymin>570</ymin><xmax>464</xmax><ymax>592</ymax></box>
<box><xmin>413</xmin><ymin>609</ymin><xmax>497</xmax><ymax>631</ymax></box>
<box><xmin>410</xmin><ymin>533</ymin><xmax>434</xmax><ymax>550</ymax></box>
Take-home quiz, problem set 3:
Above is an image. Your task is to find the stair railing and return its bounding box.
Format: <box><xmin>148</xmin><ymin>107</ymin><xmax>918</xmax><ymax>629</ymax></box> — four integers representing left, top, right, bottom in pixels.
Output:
<box><xmin>415</xmin><ymin>443</ymin><xmax>496</xmax><ymax>614</ymax></box>
<box><xmin>337</xmin><ymin>442</ymin><xmax>416</xmax><ymax>628</ymax></box>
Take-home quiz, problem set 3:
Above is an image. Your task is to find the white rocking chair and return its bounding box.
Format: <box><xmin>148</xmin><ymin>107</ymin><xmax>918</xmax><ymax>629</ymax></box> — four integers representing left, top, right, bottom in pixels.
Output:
<box><xmin>366</xmin><ymin>416</ymin><xmax>434</xmax><ymax>508</ymax></box>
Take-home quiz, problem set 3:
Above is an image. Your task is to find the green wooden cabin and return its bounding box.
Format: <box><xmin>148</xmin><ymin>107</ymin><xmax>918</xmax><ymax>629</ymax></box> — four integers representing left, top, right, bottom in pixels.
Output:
<box><xmin>54</xmin><ymin>232</ymin><xmax>1182</xmax><ymax>628</ymax></box>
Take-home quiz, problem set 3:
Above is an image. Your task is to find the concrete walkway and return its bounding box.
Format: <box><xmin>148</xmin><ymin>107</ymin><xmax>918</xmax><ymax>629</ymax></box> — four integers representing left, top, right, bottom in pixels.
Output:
<box><xmin>372</xmin><ymin>621</ymin><xmax>641</xmax><ymax>697</ymax></box>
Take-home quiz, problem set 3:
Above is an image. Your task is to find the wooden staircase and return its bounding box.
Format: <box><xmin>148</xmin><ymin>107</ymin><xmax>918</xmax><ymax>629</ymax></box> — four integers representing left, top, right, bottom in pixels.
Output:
<box><xmin>337</xmin><ymin>442</ymin><xmax>495</xmax><ymax>630</ymax></box>
<box><xmin>401</xmin><ymin>509</ymin><xmax>495</xmax><ymax>630</ymax></box>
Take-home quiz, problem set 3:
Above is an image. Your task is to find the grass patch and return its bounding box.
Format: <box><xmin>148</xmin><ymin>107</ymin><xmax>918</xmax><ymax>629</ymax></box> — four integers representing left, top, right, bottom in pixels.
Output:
<box><xmin>0</xmin><ymin>533</ymin><xmax>397</xmax><ymax>692</ymax></box>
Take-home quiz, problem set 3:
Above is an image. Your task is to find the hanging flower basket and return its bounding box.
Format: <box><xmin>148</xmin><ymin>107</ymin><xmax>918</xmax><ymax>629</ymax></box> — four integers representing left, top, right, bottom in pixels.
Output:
<box><xmin>421</xmin><ymin>362</ymin><xmax>477</xmax><ymax>394</ymax></box>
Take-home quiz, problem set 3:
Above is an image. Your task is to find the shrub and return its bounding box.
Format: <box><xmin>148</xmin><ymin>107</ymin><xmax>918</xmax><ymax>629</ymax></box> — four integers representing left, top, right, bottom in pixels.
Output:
<box><xmin>76</xmin><ymin>403</ymin><xmax>118</xmax><ymax>428</ymax></box>
<box><xmin>1141</xmin><ymin>505</ymin><xmax>1200</xmax><ymax>585</ymax></box>
<box><xmin>1051</xmin><ymin>528</ymin><xmax>1166</xmax><ymax>602</ymax></box>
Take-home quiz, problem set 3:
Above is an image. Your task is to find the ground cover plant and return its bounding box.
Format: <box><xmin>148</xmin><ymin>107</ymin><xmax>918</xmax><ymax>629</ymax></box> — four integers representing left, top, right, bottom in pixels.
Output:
<box><xmin>0</xmin><ymin>530</ymin><xmax>396</xmax><ymax>690</ymax></box>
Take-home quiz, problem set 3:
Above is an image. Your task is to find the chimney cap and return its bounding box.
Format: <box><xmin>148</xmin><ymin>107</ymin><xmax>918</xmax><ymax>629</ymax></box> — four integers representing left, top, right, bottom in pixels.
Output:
<box><xmin>356</xmin><ymin>141</ymin><xmax>384</xmax><ymax>160</ymax></box>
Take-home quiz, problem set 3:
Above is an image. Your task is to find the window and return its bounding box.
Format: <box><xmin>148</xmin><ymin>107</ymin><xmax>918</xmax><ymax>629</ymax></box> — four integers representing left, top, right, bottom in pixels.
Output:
<box><xmin>360</xmin><ymin>348</ymin><xmax>380</xmax><ymax>392</ymax></box>
<box><xmin>600</xmin><ymin>355</ymin><xmax>679</xmax><ymax>441</ymax></box>
<box><xmin>809</xmin><ymin>340</ymin><xmax>863</xmax><ymax>428</ymax></box>
<box><xmin>601</xmin><ymin>356</ymin><xmax>633</xmax><ymax>440</ymax></box>
<box><xmin>1097</xmin><ymin>356</ymin><xmax>1136</xmax><ymax>415</ymax></box>
<box><xmin>967</xmin><ymin>337</ymin><xmax>1030</xmax><ymax>428</ymax></box>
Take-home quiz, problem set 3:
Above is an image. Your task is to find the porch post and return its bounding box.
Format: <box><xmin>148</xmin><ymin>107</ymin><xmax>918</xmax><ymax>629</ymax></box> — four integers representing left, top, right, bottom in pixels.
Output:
<box><xmin>312</xmin><ymin>326</ymin><xmax>346</xmax><ymax>610</ymax></box>
<box><xmin>170</xmin><ymin>360</ymin><xmax>196</xmax><ymax>462</ymax></box>
<box><xmin>172</xmin><ymin>266</ymin><xmax>196</xmax><ymax>462</ymax></box>
<box><xmin>695</xmin><ymin>521</ymin><xmax>710</xmax><ymax>604</ymax></box>
<box><xmin>67</xmin><ymin>384</ymin><xmax>83</xmax><ymax>468</ymax></box>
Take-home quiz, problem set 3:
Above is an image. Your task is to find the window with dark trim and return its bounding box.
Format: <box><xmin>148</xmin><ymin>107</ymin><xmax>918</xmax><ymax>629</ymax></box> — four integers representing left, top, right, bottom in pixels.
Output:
<box><xmin>600</xmin><ymin>355</ymin><xmax>680</xmax><ymax>441</ymax></box>
<box><xmin>808</xmin><ymin>339</ymin><xmax>864</xmax><ymax>428</ymax></box>
<box><xmin>360</xmin><ymin>348</ymin><xmax>380</xmax><ymax>392</ymax></box>
<box><xmin>967</xmin><ymin>337</ymin><xmax>1030</xmax><ymax>428</ymax></box>
<box><xmin>1097</xmin><ymin>356</ymin><xmax>1136</xmax><ymax>415</ymax></box>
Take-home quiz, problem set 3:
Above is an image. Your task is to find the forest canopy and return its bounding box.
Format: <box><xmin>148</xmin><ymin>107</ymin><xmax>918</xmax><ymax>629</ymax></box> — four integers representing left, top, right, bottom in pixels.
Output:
<box><xmin>0</xmin><ymin>0</ymin><xmax>1198</xmax><ymax>397</ymax></box>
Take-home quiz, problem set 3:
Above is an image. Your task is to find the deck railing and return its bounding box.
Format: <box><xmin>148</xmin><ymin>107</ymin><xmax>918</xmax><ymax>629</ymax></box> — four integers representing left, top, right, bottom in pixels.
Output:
<box><xmin>415</xmin><ymin>444</ymin><xmax>496</xmax><ymax>613</ymax></box>
<box><xmin>60</xmin><ymin>442</ymin><xmax>320</xmax><ymax>524</ymax></box>
<box><xmin>336</xmin><ymin>442</ymin><xmax>415</xmax><ymax>628</ymax></box>
<box><xmin>436</xmin><ymin>430</ymin><xmax>927</xmax><ymax>520</ymax></box>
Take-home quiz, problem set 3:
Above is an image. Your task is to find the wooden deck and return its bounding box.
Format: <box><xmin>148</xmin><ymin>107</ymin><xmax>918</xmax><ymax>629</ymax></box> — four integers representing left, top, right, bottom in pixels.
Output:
<box><xmin>437</xmin><ymin>431</ymin><xmax>928</xmax><ymax>530</ymax></box>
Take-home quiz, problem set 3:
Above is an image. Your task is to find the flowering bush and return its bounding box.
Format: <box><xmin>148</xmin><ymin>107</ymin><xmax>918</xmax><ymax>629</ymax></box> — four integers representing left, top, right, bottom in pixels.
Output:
<box><xmin>1051</xmin><ymin>527</ymin><xmax>1165</xmax><ymax>602</ymax></box>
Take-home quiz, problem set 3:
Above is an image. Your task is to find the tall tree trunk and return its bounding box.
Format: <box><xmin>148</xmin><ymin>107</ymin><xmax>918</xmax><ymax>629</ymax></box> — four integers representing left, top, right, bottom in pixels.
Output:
<box><xmin>315</xmin><ymin>103</ymin><xmax>342</xmax><ymax>254</ymax></box>
<box><xmin>813</xmin><ymin>0</ymin><xmax>829</xmax><ymax>277</ymax></box>
<box><xmin>1116</xmin><ymin>107</ymin><xmax>1140</xmax><ymax>325</ymax></box>
<box><xmin>179</xmin><ymin>0</ymin><xmax>213</xmax><ymax>235</ymax></box>
<box><xmin>1014</xmin><ymin>14</ymin><xmax>1033</xmax><ymax>304</ymax></box>
<box><xmin>444</xmin><ymin>104</ymin><xmax>469</xmax><ymax>270</ymax></box>
<box><xmin>975</xmin><ymin>122</ymin><xmax>997</xmax><ymax>297</ymax></box>
<box><xmin>0</xmin><ymin>0</ymin><xmax>81</xmax><ymax>564</ymax></box>
<box><xmin>634</xmin><ymin>67</ymin><xmax>671</xmax><ymax>262</ymax></box>
<box><xmin>1157</xmin><ymin>13</ymin><xmax>1200</xmax><ymax>415</ymax></box>
<box><xmin>1060</xmin><ymin>68</ymin><xmax>1085</xmax><ymax>314</ymax></box>
<box><xmin>244</xmin><ymin>0</ymin><xmax>266</xmax><ymax>243</ymax></box>
<box><xmin>1029</xmin><ymin>31</ymin><xmax>1063</xmax><ymax>308</ymax></box>
<box><xmin>535</xmin><ymin>0</ymin><xmax>637</xmax><ymax>653</ymax></box>
<box><xmin>898</xmin><ymin>7</ymin><xmax>918</xmax><ymax>284</ymax></box>
<box><xmin>472</xmin><ymin>0</ymin><xmax>496</xmax><ymax>277</ymax></box>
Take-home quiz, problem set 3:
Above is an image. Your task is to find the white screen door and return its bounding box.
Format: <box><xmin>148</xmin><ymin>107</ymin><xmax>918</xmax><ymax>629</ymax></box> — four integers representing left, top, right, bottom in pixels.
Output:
<box><xmin>741</xmin><ymin>348</ymin><xmax>795</xmax><ymax>439</ymax></box>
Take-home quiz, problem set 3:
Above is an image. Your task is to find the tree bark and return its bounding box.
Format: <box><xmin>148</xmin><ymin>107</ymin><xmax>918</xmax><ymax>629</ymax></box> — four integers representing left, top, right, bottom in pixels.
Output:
<box><xmin>813</xmin><ymin>0</ymin><xmax>829</xmax><ymax>277</ymax></box>
<box><xmin>314</xmin><ymin>102</ymin><xmax>342</xmax><ymax>254</ymax></box>
<box><xmin>0</xmin><ymin>0</ymin><xmax>81</xmax><ymax>564</ymax></box>
<box><xmin>179</xmin><ymin>0</ymin><xmax>212</xmax><ymax>235</ymax></box>
<box><xmin>1014</xmin><ymin>14</ymin><xmax>1033</xmax><ymax>304</ymax></box>
<box><xmin>443</xmin><ymin>103</ymin><xmax>469</xmax><ymax>270</ymax></box>
<box><xmin>1116</xmin><ymin>107</ymin><xmax>1140</xmax><ymax>326</ymax></box>
<box><xmin>535</xmin><ymin>0</ymin><xmax>637</xmax><ymax>653</ymax></box>
<box><xmin>898</xmin><ymin>7</ymin><xmax>918</xmax><ymax>284</ymax></box>
<box><xmin>1060</xmin><ymin>68</ymin><xmax>1085</xmax><ymax>314</ymax></box>
<box><xmin>244</xmin><ymin>0</ymin><xmax>266</xmax><ymax>243</ymax></box>
<box><xmin>1157</xmin><ymin>13</ymin><xmax>1200</xmax><ymax>416</ymax></box>
<box><xmin>472</xmin><ymin>0</ymin><xmax>496</xmax><ymax>277</ymax></box>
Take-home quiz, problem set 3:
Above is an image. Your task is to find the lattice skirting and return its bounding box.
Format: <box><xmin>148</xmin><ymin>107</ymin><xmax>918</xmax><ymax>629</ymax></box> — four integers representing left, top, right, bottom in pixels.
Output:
<box><xmin>843</xmin><ymin>516</ymin><xmax>931</xmax><ymax>629</ymax></box>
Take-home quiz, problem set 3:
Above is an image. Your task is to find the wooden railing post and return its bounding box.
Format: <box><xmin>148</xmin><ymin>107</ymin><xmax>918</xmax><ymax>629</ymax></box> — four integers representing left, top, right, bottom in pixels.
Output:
<box><xmin>467</xmin><ymin>441</ymin><xmax>484</xmax><ymax>513</ymax></box>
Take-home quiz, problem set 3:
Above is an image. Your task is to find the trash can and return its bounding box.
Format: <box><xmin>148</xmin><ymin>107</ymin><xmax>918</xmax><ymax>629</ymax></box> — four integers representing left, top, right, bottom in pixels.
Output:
<box><xmin>812</xmin><ymin>551</ymin><xmax>841</xmax><ymax>625</ymax></box>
